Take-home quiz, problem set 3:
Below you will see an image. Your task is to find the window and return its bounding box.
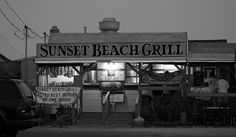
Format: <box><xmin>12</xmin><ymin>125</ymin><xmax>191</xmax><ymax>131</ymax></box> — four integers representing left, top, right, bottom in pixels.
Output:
<box><xmin>203</xmin><ymin>67</ymin><xmax>216</xmax><ymax>79</ymax></box>
<box><xmin>17</xmin><ymin>81</ymin><xmax>33</xmax><ymax>98</ymax></box>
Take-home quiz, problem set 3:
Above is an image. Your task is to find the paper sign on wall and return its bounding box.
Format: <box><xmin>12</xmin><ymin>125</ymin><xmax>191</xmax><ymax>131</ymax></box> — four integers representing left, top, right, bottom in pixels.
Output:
<box><xmin>35</xmin><ymin>87</ymin><xmax>81</xmax><ymax>104</ymax></box>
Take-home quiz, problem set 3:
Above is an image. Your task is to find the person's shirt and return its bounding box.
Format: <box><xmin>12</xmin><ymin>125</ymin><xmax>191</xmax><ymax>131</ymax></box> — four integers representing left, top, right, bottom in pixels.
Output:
<box><xmin>218</xmin><ymin>79</ymin><xmax>229</xmax><ymax>93</ymax></box>
<box><xmin>194</xmin><ymin>78</ymin><xmax>217</xmax><ymax>101</ymax></box>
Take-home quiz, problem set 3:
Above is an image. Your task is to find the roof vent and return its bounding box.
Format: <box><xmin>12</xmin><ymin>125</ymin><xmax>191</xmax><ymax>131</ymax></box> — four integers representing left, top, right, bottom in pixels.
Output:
<box><xmin>99</xmin><ymin>18</ymin><xmax>119</xmax><ymax>33</ymax></box>
<box><xmin>50</xmin><ymin>26</ymin><xmax>60</xmax><ymax>33</ymax></box>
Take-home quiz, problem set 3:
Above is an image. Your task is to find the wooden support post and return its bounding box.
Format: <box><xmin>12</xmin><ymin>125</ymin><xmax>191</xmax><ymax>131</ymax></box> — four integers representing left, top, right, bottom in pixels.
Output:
<box><xmin>36</xmin><ymin>65</ymin><xmax>39</xmax><ymax>87</ymax></box>
<box><xmin>183</xmin><ymin>63</ymin><xmax>188</xmax><ymax>97</ymax></box>
<box><xmin>187</xmin><ymin>62</ymin><xmax>191</xmax><ymax>96</ymax></box>
<box><xmin>72</xmin><ymin>66</ymin><xmax>81</xmax><ymax>75</ymax></box>
<box><xmin>134</xmin><ymin>63</ymin><xmax>144</xmax><ymax>126</ymax></box>
<box><xmin>138</xmin><ymin>63</ymin><xmax>142</xmax><ymax>112</ymax></box>
<box><xmin>174</xmin><ymin>64</ymin><xmax>182</xmax><ymax>71</ymax></box>
<box><xmin>83</xmin><ymin>63</ymin><xmax>95</xmax><ymax>75</ymax></box>
<box><xmin>80</xmin><ymin>64</ymin><xmax>84</xmax><ymax>113</ymax></box>
<box><xmin>127</xmin><ymin>63</ymin><xmax>139</xmax><ymax>75</ymax></box>
<box><xmin>180</xmin><ymin>62</ymin><xmax>188</xmax><ymax>123</ymax></box>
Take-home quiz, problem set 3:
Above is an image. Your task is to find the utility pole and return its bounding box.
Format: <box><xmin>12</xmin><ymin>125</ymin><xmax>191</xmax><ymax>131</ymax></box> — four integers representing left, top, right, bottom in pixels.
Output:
<box><xmin>25</xmin><ymin>25</ymin><xmax>28</xmax><ymax>58</ymax></box>
<box><xmin>43</xmin><ymin>32</ymin><xmax>47</xmax><ymax>44</ymax></box>
<box><xmin>24</xmin><ymin>25</ymin><xmax>28</xmax><ymax>84</ymax></box>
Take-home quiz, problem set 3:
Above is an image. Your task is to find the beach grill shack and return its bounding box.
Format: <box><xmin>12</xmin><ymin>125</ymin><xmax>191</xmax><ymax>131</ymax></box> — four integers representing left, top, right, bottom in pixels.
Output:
<box><xmin>35</xmin><ymin>18</ymin><xmax>188</xmax><ymax>123</ymax></box>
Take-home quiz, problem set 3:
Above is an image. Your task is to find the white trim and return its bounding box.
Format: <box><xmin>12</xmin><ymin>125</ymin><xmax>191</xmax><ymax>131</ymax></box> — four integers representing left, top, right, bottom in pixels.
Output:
<box><xmin>35</xmin><ymin>57</ymin><xmax>187</xmax><ymax>64</ymax></box>
<box><xmin>187</xmin><ymin>60</ymin><xmax>234</xmax><ymax>63</ymax></box>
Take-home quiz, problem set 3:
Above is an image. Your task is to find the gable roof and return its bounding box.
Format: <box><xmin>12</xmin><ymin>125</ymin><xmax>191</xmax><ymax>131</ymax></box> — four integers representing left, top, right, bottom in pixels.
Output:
<box><xmin>188</xmin><ymin>42</ymin><xmax>236</xmax><ymax>62</ymax></box>
<box><xmin>48</xmin><ymin>32</ymin><xmax>188</xmax><ymax>43</ymax></box>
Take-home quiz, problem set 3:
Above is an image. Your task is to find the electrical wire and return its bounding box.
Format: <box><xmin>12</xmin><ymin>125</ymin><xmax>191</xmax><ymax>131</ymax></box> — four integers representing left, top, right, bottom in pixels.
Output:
<box><xmin>4</xmin><ymin>0</ymin><xmax>44</xmax><ymax>39</ymax></box>
<box><xmin>0</xmin><ymin>7</ymin><xmax>27</xmax><ymax>40</ymax></box>
<box><xmin>4</xmin><ymin>0</ymin><xmax>26</xmax><ymax>25</ymax></box>
<box><xmin>0</xmin><ymin>33</ymin><xmax>24</xmax><ymax>57</ymax></box>
<box><xmin>14</xmin><ymin>30</ymin><xmax>24</xmax><ymax>40</ymax></box>
<box><xmin>23</xmin><ymin>27</ymin><xmax>37</xmax><ymax>39</ymax></box>
<box><xmin>0</xmin><ymin>7</ymin><xmax>22</xmax><ymax>32</ymax></box>
<box><xmin>0</xmin><ymin>7</ymin><xmax>34</xmax><ymax>40</ymax></box>
<box><xmin>28</xmin><ymin>27</ymin><xmax>44</xmax><ymax>39</ymax></box>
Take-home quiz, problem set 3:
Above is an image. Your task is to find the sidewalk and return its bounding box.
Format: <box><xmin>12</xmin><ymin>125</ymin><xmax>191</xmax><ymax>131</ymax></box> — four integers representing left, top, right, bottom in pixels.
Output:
<box><xmin>18</xmin><ymin>126</ymin><xmax>236</xmax><ymax>137</ymax></box>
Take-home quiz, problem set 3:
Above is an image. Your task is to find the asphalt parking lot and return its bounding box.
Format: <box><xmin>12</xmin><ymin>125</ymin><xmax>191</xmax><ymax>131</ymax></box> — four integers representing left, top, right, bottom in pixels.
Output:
<box><xmin>17</xmin><ymin>126</ymin><xmax>236</xmax><ymax>137</ymax></box>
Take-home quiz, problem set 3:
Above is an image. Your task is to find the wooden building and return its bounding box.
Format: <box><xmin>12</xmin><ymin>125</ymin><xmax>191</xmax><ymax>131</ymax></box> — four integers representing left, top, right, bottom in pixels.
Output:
<box><xmin>0</xmin><ymin>53</ymin><xmax>20</xmax><ymax>78</ymax></box>
<box><xmin>34</xmin><ymin>18</ymin><xmax>236</xmax><ymax>126</ymax></box>
<box><xmin>17</xmin><ymin>56</ymin><xmax>37</xmax><ymax>89</ymax></box>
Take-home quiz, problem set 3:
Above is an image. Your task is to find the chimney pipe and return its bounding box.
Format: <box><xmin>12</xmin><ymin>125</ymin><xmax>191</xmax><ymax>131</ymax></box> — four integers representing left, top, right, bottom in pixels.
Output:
<box><xmin>99</xmin><ymin>18</ymin><xmax>120</xmax><ymax>33</ymax></box>
<box><xmin>83</xmin><ymin>26</ymin><xmax>87</xmax><ymax>33</ymax></box>
<box><xmin>50</xmin><ymin>26</ymin><xmax>60</xmax><ymax>33</ymax></box>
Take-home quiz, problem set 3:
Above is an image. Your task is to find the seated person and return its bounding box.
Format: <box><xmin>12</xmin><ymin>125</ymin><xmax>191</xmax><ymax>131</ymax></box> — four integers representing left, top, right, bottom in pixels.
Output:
<box><xmin>192</xmin><ymin>78</ymin><xmax>218</xmax><ymax>101</ymax></box>
<box><xmin>217</xmin><ymin>74</ymin><xmax>229</xmax><ymax>105</ymax></box>
<box><xmin>218</xmin><ymin>75</ymin><xmax>229</xmax><ymax>93</ymax></box>
<box><xmin>204</xmin><ymin>71</ymin><xmax>216</xmax><ymax>84</ymax></box>
<box><xmin>193</xmin><ymin>79</ymin><xmax>218</xmax><ymax>94</ymax></box>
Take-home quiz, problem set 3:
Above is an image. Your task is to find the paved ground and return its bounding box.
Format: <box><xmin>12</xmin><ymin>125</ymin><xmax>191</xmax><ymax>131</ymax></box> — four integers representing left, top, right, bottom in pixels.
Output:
<box><xmin>17</xmin><ymin>126</ymin><xmax>236</xmax><ymax>137</ymax></box>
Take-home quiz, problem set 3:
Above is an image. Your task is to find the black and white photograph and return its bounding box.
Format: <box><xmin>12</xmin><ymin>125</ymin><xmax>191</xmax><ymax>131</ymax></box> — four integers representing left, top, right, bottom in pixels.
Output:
<box><xmin>1</xmin><ymin>0</ymin><xmax>236</xmax><ymax>137</ymax></box>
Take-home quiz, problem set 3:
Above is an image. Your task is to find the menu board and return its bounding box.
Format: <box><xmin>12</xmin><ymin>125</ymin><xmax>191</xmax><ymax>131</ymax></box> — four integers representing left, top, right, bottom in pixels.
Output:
<box><xmin>113</xmin><ymin>93</ymin><xmax>124</xmax><ymax>102</ymax></box>
<box><xmin>97</xmin><ymin>70</ymin><xmax>125</xmax><ymax>81</ymax></box>
<box><xmin>102</xmin><ymin>92</ymin><xmax>125</xmax><ymax>103</ymax></box>
<box><xmin>97</xmin><ymin>63</ymin><xmax>125</xmax><ymax>70</ymax></box>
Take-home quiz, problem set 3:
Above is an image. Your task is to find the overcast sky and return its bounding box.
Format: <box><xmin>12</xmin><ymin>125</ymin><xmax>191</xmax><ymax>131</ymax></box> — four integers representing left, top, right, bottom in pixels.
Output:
<box><xmin>1</xmin><ymin>0</ymin><xmax>236</xmax><ymax>60</ymax></box>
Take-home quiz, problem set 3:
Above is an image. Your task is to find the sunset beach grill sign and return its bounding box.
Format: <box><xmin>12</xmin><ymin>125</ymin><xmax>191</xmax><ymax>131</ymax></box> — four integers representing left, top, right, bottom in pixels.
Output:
<box><xmin>37</xmin><ymin>42</ymin><xmax>187</xmax><ymax>59</ymax></box>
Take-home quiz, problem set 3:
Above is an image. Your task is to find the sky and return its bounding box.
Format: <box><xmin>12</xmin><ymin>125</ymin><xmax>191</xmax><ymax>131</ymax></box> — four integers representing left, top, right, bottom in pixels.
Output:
<box><xmin>0</xmin><ymin>0</ymin><xmax>236</xmax><ymax>60</ymax></box>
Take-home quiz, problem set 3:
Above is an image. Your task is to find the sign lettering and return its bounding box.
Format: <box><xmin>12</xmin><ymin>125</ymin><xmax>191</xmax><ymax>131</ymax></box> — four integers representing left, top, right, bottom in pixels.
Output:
<box><xmin>37</xmin><ymin>43</ymin><xmax>186</xmax><ymax>58</ymax></box>
<box><xmin>35</xmin><ymin>87</ymin><xmax>81</xmax><ymax>104</ymax></box>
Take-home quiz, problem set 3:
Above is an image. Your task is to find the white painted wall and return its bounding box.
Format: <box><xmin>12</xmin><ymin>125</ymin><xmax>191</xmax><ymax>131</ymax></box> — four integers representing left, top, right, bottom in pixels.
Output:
<box><xmin>83</xmin><ymin>90</ymin><xmax>102</xmax><ymax>112</ymax></box>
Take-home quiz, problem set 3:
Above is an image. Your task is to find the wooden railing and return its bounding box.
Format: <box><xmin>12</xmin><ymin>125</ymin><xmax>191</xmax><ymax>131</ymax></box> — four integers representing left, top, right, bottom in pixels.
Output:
<box><xmin>102</xmin><ymin>91</ymin><xmax>110</xmax><ymax>121</ymax></box>
<box><xmin>71</xmin><ymin>89</ymin><xmax>82</xmax><ymax>125</ymax></box>
<box><xmin>188</xmin><ymin>93</ymin><xmax>236</xmax><ymax>97</ymax></box>
<box><xmin>188</xmin><ymin>93</ymin><xmax>236</xmax><ymax>126</ymax></box>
